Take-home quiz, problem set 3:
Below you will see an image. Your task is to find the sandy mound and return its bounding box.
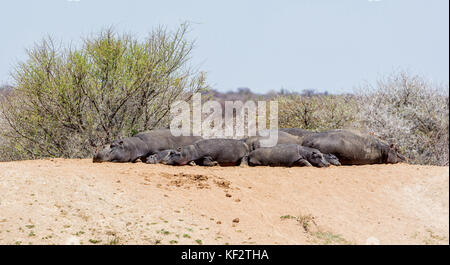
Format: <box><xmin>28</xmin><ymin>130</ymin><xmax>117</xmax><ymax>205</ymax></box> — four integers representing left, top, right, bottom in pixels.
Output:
<box><xmin>0</xmin><ymin>159</ymin><xmax>448</xmax><ymax>245</ymax></box>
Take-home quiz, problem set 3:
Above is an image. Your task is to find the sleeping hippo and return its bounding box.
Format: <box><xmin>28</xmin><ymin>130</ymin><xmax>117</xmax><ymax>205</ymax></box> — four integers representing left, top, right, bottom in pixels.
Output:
<box><xmin>145</xmin><ymin>149</ymin><xmax>175</xmax><ymax>164</ymax></box>
<box><xmin>93</xmin><ymin>129</ymin><xmax>202</xmax><ymax>163</ymax></box>
<box><xmin>322</xmin><ymin>153</ymin><xmax>341</xmax><ymax>166</ymax></box>
<box><xmin>162</xmin><ymin>139</ymin><xmax>249</xmax><ymax>166</ymax></box>
<box><xmin>93</xmin><ymin>137</ymin><xmax>149</xmax><ymax>163</ymax></box>
<box><xmin>300</xmin><ymin>129</ymin><xmax>407</xmax><ymax>165</ymax></box>
<box><xmin>244</xmin><ymin>130</ymin><xmax>303</xmax><ymax>151</ymax></box>
<box><xmin>248</xmin><ymin>144</ymin><xmax>331</xmax><ymax>167</ymax></box>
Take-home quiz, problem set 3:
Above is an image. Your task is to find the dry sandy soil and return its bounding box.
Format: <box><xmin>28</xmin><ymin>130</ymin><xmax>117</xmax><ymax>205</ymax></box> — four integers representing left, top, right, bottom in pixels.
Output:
<box><xmin>0</xmin><ymin>159</ymin><xmax>448</xmax><ymax>245</ymax></box>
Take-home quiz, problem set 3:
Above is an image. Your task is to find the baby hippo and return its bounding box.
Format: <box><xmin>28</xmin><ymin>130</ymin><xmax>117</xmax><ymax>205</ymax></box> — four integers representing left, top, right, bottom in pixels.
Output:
<box><xmin>145</xmin><ymin>149</ymin><xmax>176</xmax><ymax>164</ymax></box>
<box><xmin>162</xmin><ymin>139</ymin><xmax>249</xmax><ymax>166</ymax></box>
<box><xmin>322</xmin><ymin>153</ymin><xmax>341</xmax><ymax>166</ymax></box>
<box><xmin>248</xmin><ymin>144</ymin><xmax>331</xmax><ymax>167</ymax></box>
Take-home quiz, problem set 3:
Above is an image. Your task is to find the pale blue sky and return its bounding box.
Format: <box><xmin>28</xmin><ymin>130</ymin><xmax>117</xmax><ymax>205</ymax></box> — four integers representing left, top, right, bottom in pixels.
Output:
<box><xmin>0</xmin><ymin>0</ymin><xmax>448</xmax><ymax>93</ymax></box>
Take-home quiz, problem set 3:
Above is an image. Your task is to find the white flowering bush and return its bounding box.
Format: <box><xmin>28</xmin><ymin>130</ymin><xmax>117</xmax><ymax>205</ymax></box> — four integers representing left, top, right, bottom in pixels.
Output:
<box><xmin>356</xmin><ymin>71</ymin><xmax>449</xmax><ymax>166</ymax></box>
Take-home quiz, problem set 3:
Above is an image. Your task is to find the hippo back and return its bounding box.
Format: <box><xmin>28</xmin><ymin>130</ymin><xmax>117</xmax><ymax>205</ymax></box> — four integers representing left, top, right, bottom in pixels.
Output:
<box><xmin>245</xmin><ymin>130</ymin><xmax>303</xmax><ymax>151</ymax></box>
<box><xmin>301</xmin><ymin>129</ymin><xmax>388</xmax><ymax>165</ymax></box>
<box><xmin>134</xmin><ymin>129</ymin><xmax>203</xmax><ymax>153</ymax></box>
<box><xmin>194</xmin><ymin>138</ymin><xmax>248</xmax><ymax>163</ymax></box>
<box><xmin>248</xmin><ymin>144</ymin><xmax>302</xmax><ymax>166</ymax></box>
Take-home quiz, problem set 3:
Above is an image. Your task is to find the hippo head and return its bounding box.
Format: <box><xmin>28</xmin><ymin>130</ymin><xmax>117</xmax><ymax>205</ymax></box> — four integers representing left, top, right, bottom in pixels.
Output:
<box><xmin>305</xmin><ymin>150</ymin><xmax>330</xmax><ymax>168</ymax></box>
<box><xmin>386</xmin><ymin>144</ymin><xmax>407</xmax><ymax>164</ymax></box>
<box><xmin>93</xmin><ymin>139</ymin><xmax>134</xmax><ymax>163</ymax></box>
<box><xmin>145</xmin><ymin>154</ymin><xmax>159</xmax><ymax>164</ymax></box>
<box><xmin>323</xmin><ymin>153</ymin><xmax>341</xmax><ymax>166</ymax></box>
<box><xmin>146</xmin><ymin>149</ymin><xmax>177</xmax><ymax>164</ymax></box>
<box><xmin>162</xmin><ymin>146</ymin><xmax>193</xmax><ymax>165</ymax></box>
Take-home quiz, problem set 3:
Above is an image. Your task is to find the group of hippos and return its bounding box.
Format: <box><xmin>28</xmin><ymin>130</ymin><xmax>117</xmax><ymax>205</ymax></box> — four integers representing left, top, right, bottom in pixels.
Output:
<box><xmin>93</xmin><ymin>128</ymin><xmax>407</xmax><ymax>167</ymax></box>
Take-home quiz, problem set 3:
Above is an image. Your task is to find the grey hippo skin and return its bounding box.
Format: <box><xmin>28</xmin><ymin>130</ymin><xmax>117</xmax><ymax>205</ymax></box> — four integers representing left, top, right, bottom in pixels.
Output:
<box><xmin>93</xmin><ymin>129</ymin><xmax>203</xmax><ymax>163</ymax></box>
<box><xmin>244</xmin><ymin>130</ymin><xmax>303</xmax><ymax>151</ymax></box>
<box><xmin>322</xmin><ymin>153</ymin><xmax>341</xmax><ymax>166</ymax></box>
<box><xmin>248</xmin><ymin>144</ymin><xmax>330</xmax><ymax>167</ymax></box>
<box><xmin>145</xmin><ymin>149</ymin><xmax>177</xmax><ymax>164</ymax></box>
<box><xmin>162</xmin><ymin>139</ymin><xmax>249</xmax><ymax>166</ymax></box>
<box><xmin>300</xmin><ymin>129</ymin><xmax>407</xmax><ymax>165</ymax></box>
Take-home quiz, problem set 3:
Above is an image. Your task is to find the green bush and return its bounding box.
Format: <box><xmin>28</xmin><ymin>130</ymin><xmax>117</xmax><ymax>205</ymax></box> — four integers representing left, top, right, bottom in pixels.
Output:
<box><xmin>0</xmin><ymin>24</ymin><xmax>208</xmax><ymax>160</ymax></box>
<box><xmin>277</xmin><ymin>94</ymin><xmax>358</xmax><ymax>131</ymax></box>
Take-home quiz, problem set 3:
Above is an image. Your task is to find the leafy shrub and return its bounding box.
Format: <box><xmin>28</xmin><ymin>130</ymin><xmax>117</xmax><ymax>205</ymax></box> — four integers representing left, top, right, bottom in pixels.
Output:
<box><xmin>0</xmin><ymin>24</ymin><xmax>208</xmax><ymax>160</ymax></box>
<box><xmin>277</xmin><ymin>94</ymin><xmax>358</xmax><ymax>131</ymax></box>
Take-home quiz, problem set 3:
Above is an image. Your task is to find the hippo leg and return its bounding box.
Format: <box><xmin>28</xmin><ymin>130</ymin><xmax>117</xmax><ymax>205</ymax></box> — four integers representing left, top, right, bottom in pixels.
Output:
<box><xmin>248</xmin><ymin>157</ymin><xmax>260</xmax><ymax>166</ymax></box>
<box><xmin>297</xmin><ymin>159</ymin><xmax>312</xmax><ymax>167</ymax></box>
<box><xmin>239</xmin><ymin>156</ymin><xmax>249</xmax><ymax>167</ymax></box>
<box><xmin>202</xmin><ymin>156</ymin><xmax>219</xmax><ymax>167</ymax></box>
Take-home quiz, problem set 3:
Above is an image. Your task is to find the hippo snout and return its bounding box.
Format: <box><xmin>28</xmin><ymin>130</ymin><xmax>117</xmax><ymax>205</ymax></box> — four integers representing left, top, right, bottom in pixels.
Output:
<box><xmin>92</xmin><ymin>154</ymin><xmax>103</xmax><ymax>163</ymax></box>
<box><xmin>320</xmin><ymin>160</ymin><xmax>331</xmax><ymax>168</ymax></box>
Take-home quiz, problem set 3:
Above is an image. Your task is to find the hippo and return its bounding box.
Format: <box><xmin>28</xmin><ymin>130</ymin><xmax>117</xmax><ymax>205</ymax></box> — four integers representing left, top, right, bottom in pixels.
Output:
<box><xmin>93</xmin><ymin>129</ymin><xmax>203</xmax><ymax>163</ymax></box>
<box><xmin>145</xmin><ymin>149</ymin><xmax>176</xmax><ymax>164</ymax></box>
<box><xmin>248</xmin><ymin>144</ymin><xmax>331</xmax><ymax>167</ymax></box>
<box><xmin>162</xmin><ymin>139</ymin><xmax>249</xmax><ymax>166</ymax></box>
<box><xmin>322</xmin><ymin>153</ymin><xmax>341</xmax><ymax>166</ymax></box>
<box><xmin>244</xmin><ymin>130</ymin><xmax>303</xmax><ymax>151</ymax></box>
<box><xmin>300</xmin><ymin>129</ymin><xmax>407</xmax><ymax>165</ymax></box>
<box><xmin>93</xmin><ymin>137</ymin><xmax>148</xmax><ymax>163</ymax></box>
<box><xmin>279</xmin><ymin>128</ymin><xmax>316</xmax><ymax>138</ymax></box>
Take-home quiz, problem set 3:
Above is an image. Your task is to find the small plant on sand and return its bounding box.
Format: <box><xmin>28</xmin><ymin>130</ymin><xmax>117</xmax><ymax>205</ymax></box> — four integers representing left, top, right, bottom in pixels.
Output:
<box><xmin>312</xmin><ymin>232</ymin><xmax>351</xmax><ymax>245</ymax></box>
<box><xmin>281</xmin><ymin>212</ymin><xmax>352</xmax><ymax>245</ymax></box>
<box><xmin>423</xmin><ymin>229</ymin><xmax>448</xmax><ymax>244</ymax></box>
<box><xmin>158</xmin><ymin>229</ymin><xmax>170</xmax><ymax>235</ymax></box>
<box><xmin>88</xmin><ymin>239</ymin><xmax>102</xmax><ymax>244</ymax></box>
<box><xmin>296</xmin><ymin>214</ymin><xmax>316</xmax><ymax>232</ymax></box>
<box><xmin>74</xmin><ymin>231</ymin><xmax>85</xmax><ymax>236</ymax></box>
<box><xmin>280</xmin><ymin>215</ymin><xmax>296</xmax><ymax>220</ymax></box>
<box><xmin>280</xmin><ymin>213</ymin><xmax>316</xmax><ymax>232</ymax></box>
<box><xmin>108</xmin><ymin>236</ymin><xmax>121</xmax><ymax>245</ymax></box>
<box><xmin>195</xmin><ymin>239</ymin><xmax>203</xmax><ymax>245</ymax></box>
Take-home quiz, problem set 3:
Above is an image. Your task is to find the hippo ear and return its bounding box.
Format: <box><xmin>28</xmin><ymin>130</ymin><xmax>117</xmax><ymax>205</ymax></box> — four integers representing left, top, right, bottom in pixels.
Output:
<box><xmin>177</xmin><ymin>147</ymin><xmax>182</xmax><ymax>152</ymax></box>
<box><xmin>389</xmin><ymin>144</ymin><xmax>399</xmax><ymax>152</ymax></box>
<box><xmin>119</xmin><ymin>140</ymin><xmax>124</xmax><ymax>145</ymax></box>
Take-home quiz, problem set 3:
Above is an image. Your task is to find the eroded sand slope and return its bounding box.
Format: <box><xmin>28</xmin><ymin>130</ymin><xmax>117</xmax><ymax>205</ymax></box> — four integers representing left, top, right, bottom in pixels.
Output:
<box><xmin>0</xmin><ymin>159</ymin><xmax>448</xmax><ymax>245</ymax></box>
